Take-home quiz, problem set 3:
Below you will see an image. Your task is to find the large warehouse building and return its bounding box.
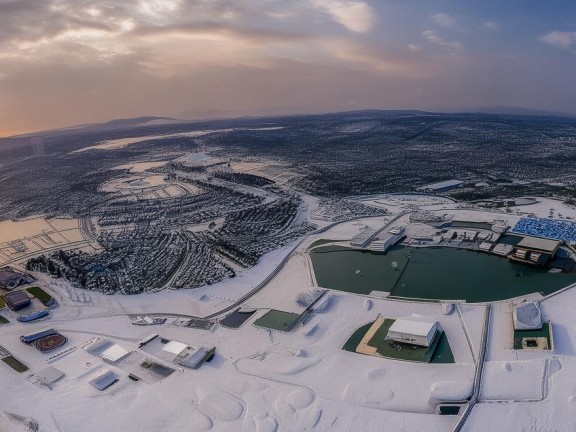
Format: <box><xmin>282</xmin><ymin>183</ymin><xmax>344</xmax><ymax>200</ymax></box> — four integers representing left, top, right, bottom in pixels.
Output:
<box><xmin>511</xmin><ymin>235</ymin><xmax>561</xmax><ymax>266</ymax></box>
<box><xmin>416</xmin><ymin>180</ymin><xmax>464</xmax><ymax>193</ymax></box>
<box><xmin>369</xmin><ymin>226</ymin><xmax>406</xmax><ymax>252</ymax></box>
<box><xmin>386</xmin><ymin>316</ymin><xmax>440</xmax><ymax>347</ymax></box>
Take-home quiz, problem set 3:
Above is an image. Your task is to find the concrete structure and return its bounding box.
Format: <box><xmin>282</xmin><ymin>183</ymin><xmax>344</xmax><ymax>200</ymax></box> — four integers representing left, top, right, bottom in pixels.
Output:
<box><xmin>416</xmin><ymin>180</ymin><xmax>464</xmax><ymax>193</ymax></box>
<box><xmin>89</xmin><ymin>369</ymin><xmax>119</xmax><ymax>391</ymax></box>
<box><xmin>0</xmin><ymin>267</ymin><xmax>33</xmax><ymax>290</ymax></box>
<box><xmin>369</xmin><ymin>226</ymin><xmax>406</xmax><ymax>252</ymax></box>
<box><xmin>386</xmin><ymin>316</ymin><xmax>439</xmax><ymax>347</ymax></box>
<box><xmin>101</xmin><ymin>344</ymin><xmax>130</xmax><ymax>364</ymax></box>
<box><xmin>511</xmin><ymin>235</ymin><xmax>561</xmax><ymax>265</ymax></box>
<box><xmin>161</xmin><ymin>340</ymin><xmax>188</xmax><ymax>356</ymax></box>
<box><xmin>516</xmin><ymin>236</ymin><xmax>561</xmax><ymax>254</ymax></box>
<box><xmin>36</xmin><ymin>366</ymin><xmax>65</xmax><ymax>385</ymax></box>
<box><xmin>3</xmin><ymin>290</ymin><xmax>31</xmax><ymax>311</ymax></box>
<box><xmin>20</xmin><ymin>329</ymin><xmax>57</xmax><ymax>344</ymax></box>
<box><xmin>176</xmin><ymin>346</ymin><xmax>215</xmax><ymax>369</ymax></box>
<box><xmin>492</xmin><ymin>243</ymin><xmax>514</xmax><ymax>256</ymax></box>
<box><xmin>350</xmin><ymin>228</ymin><xmax>377</xmax><ymax>248</ymax></box>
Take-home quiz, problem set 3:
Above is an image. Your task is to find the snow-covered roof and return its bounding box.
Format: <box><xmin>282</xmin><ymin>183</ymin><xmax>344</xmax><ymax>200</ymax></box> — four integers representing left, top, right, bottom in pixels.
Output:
<box><xmin>388</xmin><ymin>316</ymin><xmax>438</xmax><ymax>337</ymax></box>
<box><xmin>162</xmin><ymin>340</ymin><xmax>188</xmax><ymax>355</ymax></box>
<box><xmin>37</xmin><ymin>366</ymin><xmax>65</xmax><ymax>384</ymax></box>
<box><xmin>417</xmin><ymin>179</ymin><xmax>464</xmax><ymax>190</ymax></box>
<box><xmin>89</xmin><ymin>369</ymin><xmax>118</xmax><ymax>391</ymax></box>
<box><xmin>513</xmin><ymin>301</ymin><xmax>543</xmax><ymax>330</ymax></box>
<box><xmin>100</xmin><ymin>344</ymin><xmax>130</xmax><ymax>363</ymax></box>
<box><xmin>84</xmin><ymin>338</ymin><xmax>112</xmax><ymax>354</ymax></box>
<box><xmin>517</xmin><ymin>236</ymin><xmax>561</xmax><ymax>253</ymax></box>
<box><xmin>176</xmin><ymin>346</ymin><xmax>210</xmax><ymax>368</ymax></box>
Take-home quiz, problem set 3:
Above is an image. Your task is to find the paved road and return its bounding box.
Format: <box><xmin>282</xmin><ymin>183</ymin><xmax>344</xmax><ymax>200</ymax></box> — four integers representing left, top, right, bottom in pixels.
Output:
<box><xmin>451</xmin><ymin>304</ymin><xmax>492</xmax><ymax>432</ymax></box>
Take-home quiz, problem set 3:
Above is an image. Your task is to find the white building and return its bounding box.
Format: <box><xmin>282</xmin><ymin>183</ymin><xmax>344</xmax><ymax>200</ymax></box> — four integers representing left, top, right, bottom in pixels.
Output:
<box><xmin>176</xmin><ymin>346</ymin><xmax>215</xmax><ymax>369</ymax></box>
<box><xmin>416</xmin><ymin>179</ymin><xmax>464</xmax><ymax>193</ymax></box>
<box><xmin>386</xmin><ymin>316</ymin><xmax>439</xmax><ymax>347</ymax></box>
<box><xmin>100</xmin><ymin>344</ymin><xmax>130</xmax><ymax>364</ymax></box>
<box><xmin>369</xmin><ymin>226</ymin><xmax>406</xmax><ymax>252</ymax></box>
<box><xmin>350</xmin><ymin>228</ymin><xmax>377</xmax><ymax>248</ymax></box>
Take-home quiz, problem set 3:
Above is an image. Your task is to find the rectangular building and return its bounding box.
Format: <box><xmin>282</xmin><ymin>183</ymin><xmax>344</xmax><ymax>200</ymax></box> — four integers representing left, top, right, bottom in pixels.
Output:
<box><xmin>516</xmin><ymin>236</ymin><xmax>561</xmax><ymax>254</ymax></box>
<box><xmin>416</xmin><ymin>180</ymin><xmax>464</xmax><ymax>193</ymax></box>
<box><xmin>386</xmin><ymin>317</ymin><xmax>439</xmax><ymax>347</ymax></box>
<box><xmin>350</xmin><ymin>228</ymin><xmax>377</xmax><ymax>248</ymax></box>
<box><xmin>369</xmin><ymin>226</ymin><xmax>406</xmax><ymax>252</ymax></box>
<box><xmin>511</xmin><ymin>235</ymin><xmax>561</xmax><ymax>265</ymax></box>
<box><xmin>4</xmin><ymin>290</ymin><xmax>31</xmax><ymax>311</ymax></box>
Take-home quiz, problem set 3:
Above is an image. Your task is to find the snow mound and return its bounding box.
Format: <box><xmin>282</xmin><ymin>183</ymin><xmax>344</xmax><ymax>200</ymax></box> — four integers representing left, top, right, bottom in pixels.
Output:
<box><xmin>342</xmin><ymin>381</ymin><xmax>394</xmax><ymax>407</ymax></box>
<box><xmin>256</xmin><ymin>416</ymin><xmax>278</xmax><ymax>432</ymax></box>
<box><xmin>365</xmin><ymin>368</ymin><xmax>385</xmax><ymax>380</ymax></box>
<box><xmin>441</xmin><ymin>302</ymin><xmax>454</xmax><ymax>315</ymax></box>
<box><xmin>242</xmin><ymin>352</ymin><xmax>320</xmax><ymax>376</ymax></box>
<box><xmin>569</xmin><ymin>394</ymin><xmax>576</xmax><ymax>430</ymax></box>
<box><xmin>312</xmin><ymin>295</ymin><xmax>333</xmax><ymax>313</ymax></box>
<box><xmin>287</xmin><ymin>388</ymin><xmax>315</xmax><ymax>409</ymax></box>
<box><xmin>188</xmin><ymin>409</ymin><xmax>213</xmax><ymax>431</ymax></box>
<box><xmin>296</xmin><ymin>407</ymin><xmax>322</xmax><ymax>429</ymax></box>
<box><xmin>274</xmin><ymin>399</ymin><xmax>296</xmax><ymax>418</ymax></box>
<box><xmin>429</xmin><ymin>381</ymin><xmax>473</xmax><ymax>401</ymax></box>
<box><xmin>304</xmin><ymin>324</ymin><xmax>319</xmax><ymax>337</ymax></box>
<box><xmin>197</xmin><ymin>386</ymin><xmax>244</xmax><ymax>421</ymax></box>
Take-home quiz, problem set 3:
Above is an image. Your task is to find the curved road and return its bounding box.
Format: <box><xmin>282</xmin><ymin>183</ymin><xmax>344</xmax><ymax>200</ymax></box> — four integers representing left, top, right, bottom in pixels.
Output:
<box><xmin>143</xmin><ymin>211</ymin><xmax>409</xmax><ymax>321</ymax></box>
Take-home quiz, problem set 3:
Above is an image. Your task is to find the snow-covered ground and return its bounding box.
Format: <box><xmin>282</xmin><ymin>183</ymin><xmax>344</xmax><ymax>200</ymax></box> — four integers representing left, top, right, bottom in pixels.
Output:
<box><xmin>3</xmin><ymin>195</ymin><xmax>576</xmax><ymax>431</ymax></box>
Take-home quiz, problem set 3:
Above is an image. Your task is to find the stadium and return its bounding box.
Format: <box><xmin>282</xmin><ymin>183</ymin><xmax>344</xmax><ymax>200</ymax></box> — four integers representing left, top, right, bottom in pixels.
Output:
<box><xmin>512</xmin><ymin>218</ymin><xmax>576</xmax><ymax>242</ymax></box>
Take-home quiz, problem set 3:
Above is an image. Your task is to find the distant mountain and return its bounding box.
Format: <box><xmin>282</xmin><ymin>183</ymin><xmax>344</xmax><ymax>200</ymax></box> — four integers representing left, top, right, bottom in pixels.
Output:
<box><xmin>11</xmin><ymin>116</ymin><xmax>188</xmax><ymax>139</ymax></box>
<box><xmin>441</xmin><ymin>105</ymin><xmax>576</xmax><ymax>118</ymax></box>
<box><xmin>93</xmin><ymin>116</ymin><xmax>185</xmax><ymax>129</ymax></box>
<box><xmin>6</xmin><ymin>107</ymin><xmax>576</xmax><ymax>142</ymax></box>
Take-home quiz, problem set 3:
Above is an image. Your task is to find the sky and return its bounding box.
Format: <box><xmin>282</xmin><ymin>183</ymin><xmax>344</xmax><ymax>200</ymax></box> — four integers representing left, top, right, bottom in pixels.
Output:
<box><xmin>1</xmin><ymin>0</ymin><xmax>576</xmax><ymax>136</ymax></box>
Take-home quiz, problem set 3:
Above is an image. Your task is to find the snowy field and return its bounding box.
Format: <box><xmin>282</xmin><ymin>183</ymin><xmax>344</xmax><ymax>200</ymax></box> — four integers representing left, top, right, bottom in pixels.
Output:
<box><xmin>3</xmin><ymin>195</ymin><xmax>576</xmax><ymax>431</ymax></box>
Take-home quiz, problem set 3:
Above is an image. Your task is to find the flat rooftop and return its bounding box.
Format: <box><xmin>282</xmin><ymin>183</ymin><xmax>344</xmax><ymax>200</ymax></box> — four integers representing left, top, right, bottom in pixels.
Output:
<box><xmin>517</xmin><ymin>236</ymin><xmax>561</xmax><ymax>253</ymax></box>
<box><xmin>0</xmin><ymin>269</ymin><xmax>22</xmax><ymax>283</ymax></box>
<box><xmin>417</xmin><ymin>180</ymin><xmax>464</xmax><ymax>190</ymax></box>
<box><xmin>350</xmin><ymin>228</ymin><xmax>377</xmax><ymax>244</ymax></box>
<box><xmin>3</xmin><ymin>290</ymin><xmax>31</xmax><ymax>310</ymax></box>
<box><xmin>389</xmin><ymin>317</ymin><xmax>438</xmax><ymax>338</ymax></box>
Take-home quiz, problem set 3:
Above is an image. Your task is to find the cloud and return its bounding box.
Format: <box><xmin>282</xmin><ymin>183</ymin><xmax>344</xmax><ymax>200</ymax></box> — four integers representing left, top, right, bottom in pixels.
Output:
<box><xmin>313</xmin><ymin>0</ymin><xmax>376</xmax><ymax>33</ymax></box>
<box><xmin>422</xmin><ymin>30</ymin><xmax>462</xmax><ymax>50</ymax></box>
<box><xmin>483</xmin><ymin>21</ymin><xmax>498</xmax><ymax>31</ymax></box>
<box><xmin>538</xmin><ymin>31</ymin><xmax>576</xmax><ymax>48</ymax></box>
<box><xmin>432</xmin><ymin>13</ymin><xmax>454</xmax><ymax>28</ymax></box>
<box><xmin>408</xmin><ymin>44</ymin><xmax>421</xmax><ymax>52</ymax></box>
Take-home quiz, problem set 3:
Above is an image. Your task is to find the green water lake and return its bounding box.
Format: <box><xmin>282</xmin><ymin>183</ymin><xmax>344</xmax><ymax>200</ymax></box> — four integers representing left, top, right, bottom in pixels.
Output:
<box><xmin>310</xmin><ymin>245</ymin><xmax>576</xmax><ymax>302</ymax></box>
